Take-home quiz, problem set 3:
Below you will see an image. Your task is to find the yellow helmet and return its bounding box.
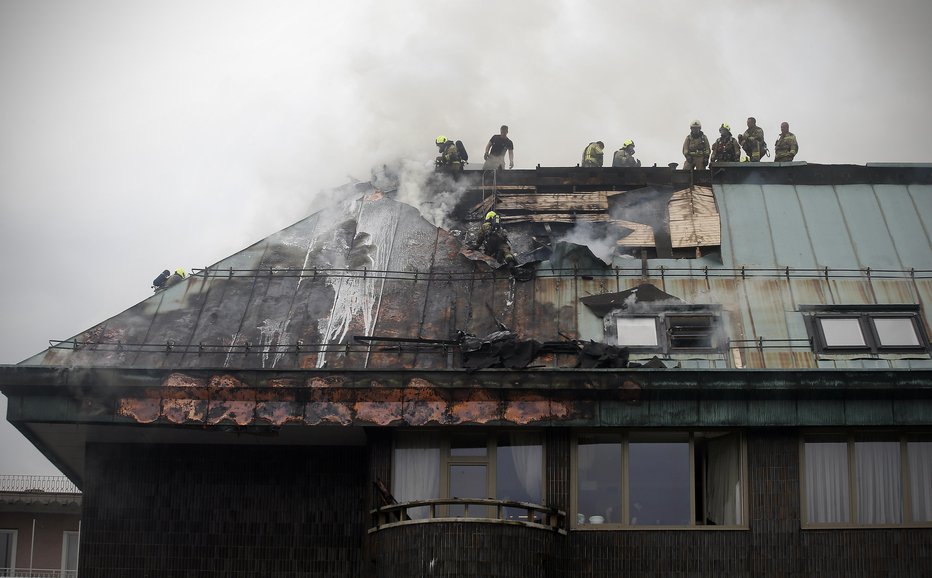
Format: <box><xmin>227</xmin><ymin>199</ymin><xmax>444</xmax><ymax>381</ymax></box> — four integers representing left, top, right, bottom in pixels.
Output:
<box><xmin>175</xmin><ymin>268</ymin><xmax>186</xmax><ymax>278</ymax></box>
<box><xmin>485</xmin><ymin>211</ymin><xmax>498</xmax><ymax>221</ymax></box>
<box><xmin>623</xmin><ymin>139</ymin><xmax>634</xmax><ymax>148</ymax></box>
<box><xmin>435</xmin><ymin>135</ymin><xmax>448</xmax><ymax>145</ymax></box>
<box><xmin>720</xmin><ymin>123</ymin><xmax>731</xmax><ymax>132</ymax></box>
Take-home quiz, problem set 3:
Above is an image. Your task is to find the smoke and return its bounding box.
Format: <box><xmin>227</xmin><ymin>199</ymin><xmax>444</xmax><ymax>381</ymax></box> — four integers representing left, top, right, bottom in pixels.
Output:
<box><xmin>555</xmin><ymin>221</ymin><xmax>619</xmax><ymax>265</ymax></box>
<box><xmin>394</xmin><ymin>160</ymin><xmax>473</xmax><ymax>233</ymax></box>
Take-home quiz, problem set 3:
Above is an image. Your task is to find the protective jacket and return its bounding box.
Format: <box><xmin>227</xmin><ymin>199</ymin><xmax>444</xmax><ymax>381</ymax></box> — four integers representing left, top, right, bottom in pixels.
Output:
<box><xmin>612</xmin><ymin>149</ymin><xmax>641</xmax><ymax>167</ymax></box>
<box><xmin>436</xmin><ymin>141</ymin><xmax>463</xmax><ymax>170</ymax></box>
<box><xmin>739</xmin><ymin>126</ymin><xmax>767</xmax><ymax>161</ymax></box>
<box><xmin>682</xmin><ymin>132</ymin><xmax>710</xmax><ymax>169</ymax></box>
<box><xmin>774</xmin><ymin>132</ymin><xmax>798</xmax><ymax>162</ymax></box>
<box><xmin>711</xmin><ymin>136</ymin><xmax>741</xmax><ymax>163</ymax></box>
<box><xmin>581</xmin><ymin>142</ymin><xmax>604</xmax><ymax>167</ymax></box>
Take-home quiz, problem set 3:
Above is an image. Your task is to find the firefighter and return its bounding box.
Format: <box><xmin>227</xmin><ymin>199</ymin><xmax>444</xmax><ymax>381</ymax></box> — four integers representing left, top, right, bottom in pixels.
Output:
<box><xmin>710</xmin><ymin>123</ymin><xmax>741</xmax><ymax>164</ymax></box>
<box><xmin>612</xmin><ymin>140</ymin><xmax>641</xmax><ymax>167</ymax></box>
<box><xmin>472</xmin><ymin>211</ymin><xmax>517</xmax><ymax>267</ymax></box>
<box><xmin>774</xmin><ymin>122</ymin><xmax>798</xmax><ymax>162</ymax></box>
<box><xmin>152</xmin><ymin>269</ymin><xmax>171</xmax><ymax>292</ymax></box>
<box><xmin>738</xmin><ymin>117</ymin><xmax>767</xmax><ymax>162</ymax></box>
<box><xmin>434</xmin><ymin>136</ymin><xmax>463</xmax><ymax>172</ymax></box>
<box><xmin>164</xmin><ymin>268</ymin><xmax>186</xmax><ymax>289</ymax></box>
<box><xmin>682</xmin><ymin>121</ymin><xmax>710</xmax><ymax>170</ymax></box>
<box><xmin>581</xmin><ymin>141</ymin><xmax>605</xmax><ymax>167</ymax></box>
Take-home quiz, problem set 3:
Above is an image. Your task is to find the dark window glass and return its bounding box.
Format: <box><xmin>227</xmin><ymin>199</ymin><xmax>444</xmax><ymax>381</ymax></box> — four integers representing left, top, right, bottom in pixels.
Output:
<box><xmin>577</xmin><ymin>437</ymin><xmax>622</xmax><ymax>524</ymax></box>
<box><xmin>496</xmin><ymin>434</ymin><xmax>543</xmax><ymax>520</ymax></box>
<box><xmin>449</xmin><ymin>464</ymin><xmax>487</xmax><ymax>516</ymax></box>
<box><xmin>628</xmin><ymin>442</ymin><xmax>690</xmax><ymax>525</ymax></box>
<box><xmin>667</xmin><ymin>314</ymin><xmax>715</xmax><ymax>349</ymax></box>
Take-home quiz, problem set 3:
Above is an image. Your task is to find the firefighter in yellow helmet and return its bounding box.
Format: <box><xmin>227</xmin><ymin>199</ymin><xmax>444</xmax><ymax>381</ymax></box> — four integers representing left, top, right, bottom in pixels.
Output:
<box><xmin>711</xmin><ymin>123</ymin><xmax>741</xmax><ymax>164</ymax></box>
<box><xmin>612</xmin><ymin>139</ymin><xmax>641</xmax><ymax>167</ymax></box>
<box><xmin>472</xmin><ymin>211</ymin><xmax>517</xmax><ymax>267</ymax></box>
<box><xmin>435</xmin><ymin>135</ymin><xmax>463</xmax><ymax>173</ymax></box>
<box><xmin>163</xmin><ymin>268</ymin><xmax>186</xmax><ymax>289</ymax></box>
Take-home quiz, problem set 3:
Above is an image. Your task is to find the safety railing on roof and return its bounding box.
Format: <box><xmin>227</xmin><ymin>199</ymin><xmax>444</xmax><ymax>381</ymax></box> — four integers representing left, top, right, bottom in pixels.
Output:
<box><xmin>369</xmin><ymin>498</ymin><xmax>566</xmax><ymax>535</ymax></box>
<box><xmin>46</xmin><ymin>337</ymin><xmax>823</xmax><ymax>356</ymax></box>
<box><xmin>0</xmin><ymin>475</ymin><xmax>79</xmax><ymax>494</ymax></box>
<box><xmin>186</xmin><ymin>266</ymin><xmax>932</xmax><ymax>281</ymax></box>
<box><xmin>0</xmin><ymin>569</ymin><xmax>77</xmax><ymax>578</ymax></box>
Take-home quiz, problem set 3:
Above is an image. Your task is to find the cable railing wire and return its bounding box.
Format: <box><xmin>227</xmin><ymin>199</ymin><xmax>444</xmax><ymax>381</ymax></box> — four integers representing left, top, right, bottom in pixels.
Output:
<box><xmin>188</xmin><ymin>265</ymin><xmax>932</xmax><ymax>281</ymax></box>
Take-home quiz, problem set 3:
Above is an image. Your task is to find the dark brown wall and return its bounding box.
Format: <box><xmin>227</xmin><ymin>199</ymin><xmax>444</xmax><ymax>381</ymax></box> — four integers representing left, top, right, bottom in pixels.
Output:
<box><xmin>79</xmin><ymin>443</ymin><xmax>367</xmax><ymax>578</ymax></box>
<box><xmin>370</xmin><ymin>430</ymin><xmax>932</xmax><ymax>578</ymax></box>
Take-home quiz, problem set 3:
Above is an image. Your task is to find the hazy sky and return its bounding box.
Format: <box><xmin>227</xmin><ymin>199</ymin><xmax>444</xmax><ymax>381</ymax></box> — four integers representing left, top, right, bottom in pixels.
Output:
<box><xmin>2</xmin><ymin>0</ymin><xmax>931</xmax><ymax>475</ymax></box>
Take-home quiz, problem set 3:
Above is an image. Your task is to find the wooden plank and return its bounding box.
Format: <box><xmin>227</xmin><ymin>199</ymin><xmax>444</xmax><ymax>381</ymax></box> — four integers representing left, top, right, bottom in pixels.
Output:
<box><xmin>501</xmin><ymin>213</ymin><xmax>609</xmax><ymax>224</ymax></box>
<box><xmin>495</xmin><ymin>192</ymin><xmax>607</xmax><ymax>212</ymax></box>
<box><xmin>615</xmin><ymin>220</ymin><xmax>655</xmax><ymax>246</ymax></box>
<box><xmin>669</xmin><ymin>188</ymin><xmax>721</xmax><ymax>247</ymax></box>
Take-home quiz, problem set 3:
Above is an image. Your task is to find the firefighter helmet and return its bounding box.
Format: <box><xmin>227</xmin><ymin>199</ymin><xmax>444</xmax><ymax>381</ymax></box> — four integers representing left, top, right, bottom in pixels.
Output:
<box><xmin>435</xmin><ymin>135</ymin><xmax>448</xmax><ymax>145</ymax></box>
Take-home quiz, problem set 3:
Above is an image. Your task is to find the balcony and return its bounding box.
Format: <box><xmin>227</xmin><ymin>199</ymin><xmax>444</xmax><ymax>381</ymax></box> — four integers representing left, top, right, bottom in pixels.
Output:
<box><xmin>0</xmin><ymin>570</ymin><xmax>76</xmax><ymax>578</ymax></box>
<box><xmin>369</xmin><ymin>498</ymin><xmax>566</xmax><ymax>534</ymax></box>
<box><xmin>0</xmin><ymin>476</ymin><xmax>79</xmax><ymax>494</ymax></box>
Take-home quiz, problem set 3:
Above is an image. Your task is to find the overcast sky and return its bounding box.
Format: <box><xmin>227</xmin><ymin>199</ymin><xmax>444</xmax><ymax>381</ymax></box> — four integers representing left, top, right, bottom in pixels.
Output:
<box><xmin>2</xmin><ymin>0</ymin><xmax>931</xmax><ymax>476</ymax></box>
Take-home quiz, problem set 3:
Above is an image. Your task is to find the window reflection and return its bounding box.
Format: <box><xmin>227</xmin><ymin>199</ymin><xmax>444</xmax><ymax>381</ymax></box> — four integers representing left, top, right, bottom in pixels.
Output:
<box><xmin>628</xmin><ymin>442</ymin><xmax>690</xmax><ymax>525</ymax></box>
<box><xmin>577</xmin><ymin>436</ymin><xmax>622</xmax><ymax>524</ymax></box>
<box><xmin>819</xmin><ymin>318</ymin><xmax>866</xmax><ymax>347</ymax></box>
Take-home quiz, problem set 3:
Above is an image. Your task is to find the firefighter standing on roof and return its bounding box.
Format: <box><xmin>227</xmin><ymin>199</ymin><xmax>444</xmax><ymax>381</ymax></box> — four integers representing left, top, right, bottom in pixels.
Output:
<box><xmin>711</xmin><ymin>124</ymin><xmax>741</xmax><ymax>164</ymax></box>
<box><xmin>682</xmin><ymin>121</ymin><xmax>710</xmax><ymax>170</ymax></box>
<box><xmin>435</xmin><ymin>136</ymin><xmax>463</xmax><ymax>172</ymax></box>
<box><xmin>581</xmin><ymin>141</ymin><xmax>605</xmax><ymax>167</ymax></box>
<box><xmin>738</xmin><ymin>117</ymin><xmax>767</xmax><ymax>162</ymax></box>
<box><xmin>472</xmin><ymin>211</ymin><xmax>517</xmax><ymax>267</ymax></box>
<box><xmin>774</xmin><ymin>122</ymin><xmax>798</xmax><ymax>162</ymax></box>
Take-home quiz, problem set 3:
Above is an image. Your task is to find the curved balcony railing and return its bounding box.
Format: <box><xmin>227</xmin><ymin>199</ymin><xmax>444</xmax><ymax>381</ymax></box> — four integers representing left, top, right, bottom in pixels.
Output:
<box><xmin>369</xmin><ymin>498</ymin><xmax>566</xmax><ymax>534</ymax></box>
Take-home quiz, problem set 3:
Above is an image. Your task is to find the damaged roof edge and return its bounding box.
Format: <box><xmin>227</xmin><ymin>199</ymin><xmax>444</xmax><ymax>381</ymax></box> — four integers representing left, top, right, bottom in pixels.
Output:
<box><xmin>1</xmin><ymin>365</ymin><xmax>931</xmax><ymax>394</ymax></box>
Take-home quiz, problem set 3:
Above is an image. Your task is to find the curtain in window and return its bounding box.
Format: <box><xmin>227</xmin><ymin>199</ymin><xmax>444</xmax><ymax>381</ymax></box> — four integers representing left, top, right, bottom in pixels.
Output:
<box><xmin>508</xmin><ymin>433</ymin><xmax>543</xmax><ymax>503</ymax></box>
<box><xmin>805</xmin><ymin>442</ymin><xmax>849</xmax><ymax>523</ymax></box>
<box><xmin>908</xmin><ymin>441</ymin><xmax>932</xmax><ymax>522</ymax></box>
<box><xmin>706</xmin><ymin>434</ymin><xmax>741</xmax><ymax>525</ymax></box>
<box><xmin>393</xmin><ymin>436</ymin><xmax>440</xmax><ymax>519</ymax></box>
<box><xmin>856</xmin><ymin>441</ymin><xmax>902</xmax><ymax>524</ymax></box>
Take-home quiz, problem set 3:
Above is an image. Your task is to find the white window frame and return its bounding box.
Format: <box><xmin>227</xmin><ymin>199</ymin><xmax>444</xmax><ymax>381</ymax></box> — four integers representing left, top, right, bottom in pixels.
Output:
<box><xmin>570</xmin><ymin>430</ymin><xmax>748</xmax><ymax>530</ymax></box>
<box><xmin>604</xmin><ymin>308</ymin><xmax>724</xmax><ymax>354</ymax></box>
<box><xmin>0</xmin><ymin>529</ymin><xmax>17</xmax><ymax>574</ymax></box>
<box><xmin>800</xmin><ymin>432</ymin><xmax>932</xmax><ymax>528</ymax></box>
<box><xmin>61</xmin><ymin>530</ymin><xmax>80</xmax><ymax>577</ymax></box>
<box><xmin>393</xmin><ymin>431</ymin><xmax>546</xmax><ymax>515</ymax></box>
<box><xmin>802</xmin><ymin>306</ymin><xmax>929</xmax><ymax>354</ymax></box>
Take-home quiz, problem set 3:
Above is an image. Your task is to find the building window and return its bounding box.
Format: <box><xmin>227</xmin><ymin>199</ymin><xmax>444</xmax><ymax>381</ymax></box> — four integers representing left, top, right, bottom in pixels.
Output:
<box><xmin>803</xmin><ymin>306</ymin><xmax>929</xmax><ymax>354</ymax></box>
<box><xmin>605</xmin><ymin>309</ymin><xmax>723</xmax><ymax>354</ymax></box>
<box><xmin>392</xmin><ymin>432</ymin><xmax>544</xmax><ymax>520</ymax></box>
<box><xmin>573</xmin><ymin>431</ymin><xmax>745</xmax><ymax>528</ymax></box>
<box><xmin>0</xmin><ymin>529</ymin><xmax>16</xmax><ymax>574</ymax></box>
<box><xmin>62</xmin><ymin>531</ymin><xmax>80</xmax><ymax>578</ymax></box>
<box><xmin>802</xmin><ymin>434</ymin><xmax>932</xmax><ymax>526</ymax></box>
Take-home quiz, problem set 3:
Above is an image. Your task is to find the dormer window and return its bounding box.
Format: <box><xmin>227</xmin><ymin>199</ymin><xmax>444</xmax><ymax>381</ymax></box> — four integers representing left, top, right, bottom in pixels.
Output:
<box><xmin>606</xmin><ymin>310</ymin><xmax>722</xmax><ymax>354</ymax></box>
<box><xmin>802</xmin><ymin>305</ymin><xmax>929</xmax><ymax>354</ymax></box>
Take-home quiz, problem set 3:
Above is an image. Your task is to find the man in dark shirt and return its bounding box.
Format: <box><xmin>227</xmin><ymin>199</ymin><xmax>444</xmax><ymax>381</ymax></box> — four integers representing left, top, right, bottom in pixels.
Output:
<box><xmin>483</xmin><ymin>125</ymin><xmax>514</xmax><ymax>171</ymax></box>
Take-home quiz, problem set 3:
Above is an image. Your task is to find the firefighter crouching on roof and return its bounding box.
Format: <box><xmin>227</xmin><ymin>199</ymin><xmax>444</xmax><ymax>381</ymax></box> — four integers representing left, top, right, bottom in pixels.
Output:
<box><xmin>471</xmin><ymin>211</ymin><xmax>517</xmax><ymax>267</ymax></box>
<box><xmin>682</xmin><ymin>121</ymin><xmax>710</xmax><ymax>170</ymax></box>
<box><xmin>612</xmin><ymin>140</ymin><xmax>641</xmax><ymax>167</ymax></box>
<box><xmin>738</xmin><ymin>117</ymin><xmax>767</xmax><ymax>162</ymax></box>
<box><xmin>435</xmin><ymin>135</ymin><xmax>463</xmax><ymax>172</ymax></box>
<box><xmin>581</xmin><ymin>141</ymin><xmax>605</xmax><ymax>167</ymax></box>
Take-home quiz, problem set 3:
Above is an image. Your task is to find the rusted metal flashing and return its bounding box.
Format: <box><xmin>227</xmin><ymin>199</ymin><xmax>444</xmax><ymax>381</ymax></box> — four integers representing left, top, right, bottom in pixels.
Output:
<box><xmin>3</xmin><ymin>366</ymin><xmax>931</xmax><ymax>429</ymax></box>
